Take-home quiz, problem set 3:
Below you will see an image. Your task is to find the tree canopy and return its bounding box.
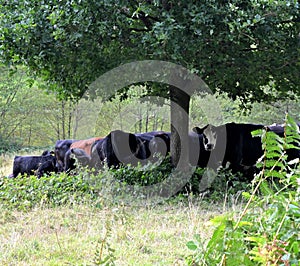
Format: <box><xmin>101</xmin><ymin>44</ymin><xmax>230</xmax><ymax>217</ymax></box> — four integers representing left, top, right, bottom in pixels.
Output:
<box><xmin>1</xmin><ymin>0</ymin><xmax>299</xmax><ymax>101</ymax></box>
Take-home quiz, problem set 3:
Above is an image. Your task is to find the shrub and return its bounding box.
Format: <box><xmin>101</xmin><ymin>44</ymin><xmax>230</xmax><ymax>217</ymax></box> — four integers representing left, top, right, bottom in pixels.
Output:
<box><xmin>0</xmin><ymin>136</ymin><xmax>22</xmax><ymax>153</ymax></box>
<box><xmin>109</xmin><ymin>156</ymin><xmax>173</xmax><ymax>186</ymax></box>
<box><xmin>0</xmin><ymin>171</ymin><xmax>101</xmax><ymax>210</ymax></box>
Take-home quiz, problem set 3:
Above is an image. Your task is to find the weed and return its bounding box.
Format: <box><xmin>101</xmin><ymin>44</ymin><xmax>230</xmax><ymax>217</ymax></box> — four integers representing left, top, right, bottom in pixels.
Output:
<box><xmin>94</xmin><ymin>218</ymin><xmax>116</xmax><ymax>266</ymax></box>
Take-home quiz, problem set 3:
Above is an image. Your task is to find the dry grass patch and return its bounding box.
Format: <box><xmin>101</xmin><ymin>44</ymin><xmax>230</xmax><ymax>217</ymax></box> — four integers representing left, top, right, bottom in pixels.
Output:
<box><xmin>0</xmin><ymin>153</ymin><xmax>14</xmax><ymax>177</ymax></box>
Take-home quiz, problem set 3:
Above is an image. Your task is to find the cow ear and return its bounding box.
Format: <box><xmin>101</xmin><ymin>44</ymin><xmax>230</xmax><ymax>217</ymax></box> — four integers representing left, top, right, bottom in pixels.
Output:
<box><xmin>192</xmin><ymin>125</ymin><xmax>208</xmax><ymax>134</ymax></box>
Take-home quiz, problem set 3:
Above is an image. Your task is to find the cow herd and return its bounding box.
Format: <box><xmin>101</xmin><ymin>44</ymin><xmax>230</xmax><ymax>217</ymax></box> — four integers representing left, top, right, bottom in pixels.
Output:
<box><xmin>9</xmin><ymin>122</ymin><xmax>300</xmax><ymax>181</ymax></box>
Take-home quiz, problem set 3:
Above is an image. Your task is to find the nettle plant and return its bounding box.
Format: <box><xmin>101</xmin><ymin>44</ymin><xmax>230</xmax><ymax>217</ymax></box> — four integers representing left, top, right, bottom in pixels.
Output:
<box><xmin>186</xmin><ymin>115</ymin><xmax>300</xmax><ymax>266</ymax></box>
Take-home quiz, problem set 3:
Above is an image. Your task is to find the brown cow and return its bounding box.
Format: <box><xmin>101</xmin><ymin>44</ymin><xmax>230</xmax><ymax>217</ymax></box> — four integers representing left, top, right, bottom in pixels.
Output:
<box><xmin>64</xmin><ymin>137</ymin><xmax>103</xmax><ymax>172</ymax></box>
<box><xmin>70</xmin><ymin>137</ymin><xmax>102</xmax><ymax>156</ymax></box>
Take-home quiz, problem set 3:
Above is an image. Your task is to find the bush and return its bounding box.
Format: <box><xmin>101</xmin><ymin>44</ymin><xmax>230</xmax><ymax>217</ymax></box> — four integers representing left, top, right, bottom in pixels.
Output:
<box><xmin>109</xmin><ymin>156</ymin><xmax>173</xmax><ymax>186</ymax></box>
<box><xmin>186</xmin><ymin>115</ymin><xmax>300</xmax><ymax>265</ymax></box>
<box><xmin>0</xmin><ymin>150</ymin><xmax>254</xmax><ymax>211</ymax></box>
<box><xmin>0</xmin><ymin>171</ymin><xmax>101</xmax><ymax>210</ymax></box>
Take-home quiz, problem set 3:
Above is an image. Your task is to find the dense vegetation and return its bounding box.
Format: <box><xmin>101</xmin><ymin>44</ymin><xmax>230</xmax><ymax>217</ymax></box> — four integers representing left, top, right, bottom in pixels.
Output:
<box><xmin>187</xmin><ymin>115</ymin><xmax>300</xmax><ymax>265</ymax></box>
<box><xmin>1</xmin><ymin>1</ymin><xmax>299</xmax><ymax>100</ymax></box>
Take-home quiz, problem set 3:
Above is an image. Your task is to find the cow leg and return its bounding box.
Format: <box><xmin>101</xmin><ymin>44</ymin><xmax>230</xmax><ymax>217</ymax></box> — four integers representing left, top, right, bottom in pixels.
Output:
<box><xmin>36</xmin><ymin>160</ymin><xmax>55</xmax><ymax>178</ymax></box>
<box><xmin>12</xmin><ymin>165</ymin><xmax>20</xmax><ymax>177</ymax></box>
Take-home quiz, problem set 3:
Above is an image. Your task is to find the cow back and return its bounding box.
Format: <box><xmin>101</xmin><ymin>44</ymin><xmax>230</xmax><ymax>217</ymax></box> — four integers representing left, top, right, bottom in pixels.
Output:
<box><xmin>70</xmin><ymin>137</ymin><xmax>103</xmax><ymax>156</ymax></box>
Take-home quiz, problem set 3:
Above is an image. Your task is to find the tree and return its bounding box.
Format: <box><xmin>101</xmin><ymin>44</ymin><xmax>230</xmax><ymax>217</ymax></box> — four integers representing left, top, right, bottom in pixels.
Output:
<box><xmin>0</xmin><ymin>0</ymin><xmax>299</xmax><ymax>166</ymax></box>
<box><xmin>0</xmin><ymin>66</ymin><xmax>80</xmax><ymax>148</ymax></box>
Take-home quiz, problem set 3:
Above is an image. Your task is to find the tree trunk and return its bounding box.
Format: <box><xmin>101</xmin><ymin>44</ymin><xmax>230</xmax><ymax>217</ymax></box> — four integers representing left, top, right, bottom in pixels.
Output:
<box><xmin>61</xmin><ymin>101</ymin><xmax>65</xmax><ymax>139</ymax></box>
<box><xmin>145</xmin><ymin>105</ymin><xmax>149</xmax><ymax>132</ymax></box>
<box><xmin>169</xmin><ymin>85</ymin><xmax>190</xmax><ymax>170</ymax></box>
<box><xmin>67</xmin><ymin>101</ymin><xmax>73</xmax><ymax>139</ymax></box>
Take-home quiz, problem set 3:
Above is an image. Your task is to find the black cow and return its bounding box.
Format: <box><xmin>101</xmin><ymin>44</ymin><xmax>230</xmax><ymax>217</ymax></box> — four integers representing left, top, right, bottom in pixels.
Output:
<box><xmin>91</xmin><ymin>130</ymin><xmax>148</xmax><ymax>168</ymax></box>
<box><xmin>135</xmin><ymin>131</ymin><xmax>171</xmax><ymax>163</ymax></box>
<box><xmin>36</xmin><ymin>157</ymin><xmax>58</xmax><ymax>178</ymax></box>
<box><xmin>54</xmin><ymin>139</ymin><xmax>77</xmax><ymax>172</ymax></box>
<box><xmin>137</xmin><ymin>131</ymin><xmax>210</xmax><ymax>168</ymax></box>
<box><xmin>12</xmin><ymin>152</ymin><xmax>57</xmax><ymax>178</ymax></box>
<box><xmin>193</xmin><ymin>123</ymin><xmax>265</xmax><ymax>175</ymax></box>
<box><xmin>79</xmin><ymin>130</ymin><xmax>210</xmax><ymax>170</ymax></box>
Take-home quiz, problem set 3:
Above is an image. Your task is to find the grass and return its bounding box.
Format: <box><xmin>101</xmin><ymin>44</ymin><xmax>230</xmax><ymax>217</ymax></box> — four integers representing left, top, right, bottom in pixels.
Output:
<box><xmin>0</xmin><ymin>199</ymin><xmax>233</xmax><ymax>266</ymax></box>
<box><xmin>0</xmin><ymin>150</ymin><xmax>244</xmax><ymax>265</ymax></box>
<box><xmin>0</xmin><ymin>153</ymin><xmax>14</xmax><ymax>177</ymax></box>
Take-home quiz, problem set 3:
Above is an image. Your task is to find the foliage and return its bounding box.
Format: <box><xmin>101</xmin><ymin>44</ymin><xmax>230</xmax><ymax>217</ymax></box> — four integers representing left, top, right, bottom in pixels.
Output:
<box><xmin>1</xmin><ymin>68</ymin><xmax>300</xmax><ymax>148</ymax></box>
<box><xmin>0</xmin><ymin>1</ymin><xmax>299</xmax><ymax>102</ymax></box>
<box><xmin>190</xmin><ymin>92</ymin><xmax>300</xmax><ymax>127</ymax></box>
<box><xmin>109</xmin><ymin>156</ymin><xmax>172</xmax><ymax>186</ymax></box>
<box><xmin>0</xmin><ymin>66</ymin><xmax>79</xmax><ymax>145</ymax></box>
<box><xmin>0</xmin><ymin>136</ymin><xmax>21</xmax><ymax>153</ymax></box>
<box><xmin>94</xmin><ymin>85</ymin><xmax>170</xmax><ymax>137</ymax></box>
<box><xmin>0</xmin><ymin>154</ymin><xmax>249</xmax><ymax>211</ymax></box>
<box><xmin>186</xmin><ymin>115</ymin><xmax>300</xmax><ymax>265</ymax></box>
<box><xmin>1</xmin><ymin>0</ymin><xmax>299</xmax><ymax>169</ymax></box>
<box><xmin>0</xmin><ymin>172</ymin><xmax>100</xmax><ymax>210</ymax></box>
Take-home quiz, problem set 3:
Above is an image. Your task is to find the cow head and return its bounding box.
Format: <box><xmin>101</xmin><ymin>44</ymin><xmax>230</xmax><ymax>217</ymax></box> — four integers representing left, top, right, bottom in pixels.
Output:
<box><xmin>41</xmin><ymin>150</ymin><xmax>54</xmax><ymax>156</ymax></box>
<box><xmin>193</xmin><ymin>125</ymin><xmax>218</xmax><ymax>151</ymax></box>
<box><xmin>36</xmin><ymin>154</ymin><xmax>57</xmax><ymax>178</ymax></box>
<box><xmin>54</xmin><ymin>139</ymin><xmax>75</xmax><ymax>170</ymax></box>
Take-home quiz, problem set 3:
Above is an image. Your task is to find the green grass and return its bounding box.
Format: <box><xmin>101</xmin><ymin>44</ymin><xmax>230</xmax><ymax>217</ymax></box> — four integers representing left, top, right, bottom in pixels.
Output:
<box><xmin>0</xmin><ymin>199</ymin><xmax>233</xmax><ymax>266</ymax></box>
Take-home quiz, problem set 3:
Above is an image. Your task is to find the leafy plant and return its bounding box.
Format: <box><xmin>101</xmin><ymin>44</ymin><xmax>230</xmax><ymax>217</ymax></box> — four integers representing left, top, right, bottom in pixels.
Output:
<box><xmin>186</xmin><ymin>115</ymin><xmax>300</xmax><ymax>265</ymax></box>
<box><xmin>0</xmin><ymin>171</ymin><xmax>101</xmax><ymax>210</ymax></box>
<box><xmin>94</xmin><ymin>219</ymin><xmax>116</xmax><ymax>266</ymax></box>
<box><xmin>109</xmin><ymin>156</ymin><xmax>173</xmax><ymax>187</ymax></box>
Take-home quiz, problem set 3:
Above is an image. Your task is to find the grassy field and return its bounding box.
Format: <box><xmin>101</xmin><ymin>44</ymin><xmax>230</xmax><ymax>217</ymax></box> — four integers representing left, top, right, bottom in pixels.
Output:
<box><xmin>0</xmin><ymin>199</ymin><xmax>234</xmax><ymax>266</ymax></box>
<box><xmin>0</xmin><ymin>152</ymin><xmax>242</xmax><ymax>265</ymax></box>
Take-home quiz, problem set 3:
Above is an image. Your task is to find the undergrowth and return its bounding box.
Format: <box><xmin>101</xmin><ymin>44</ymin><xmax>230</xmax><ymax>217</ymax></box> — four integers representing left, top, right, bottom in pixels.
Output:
<box><xmin>0</xmin><ymin>172</ymin><xmax>101</xmax><ymax>210</ymax></box>
<box><xmin>0</xmin><ymin>149</ymin><xmax>250</xmax><ymax>211</ymax></box>
<box><xmin>186</xmin><ymin>114</ymin><xmax>300</xmax><ymax>265</ymax></box>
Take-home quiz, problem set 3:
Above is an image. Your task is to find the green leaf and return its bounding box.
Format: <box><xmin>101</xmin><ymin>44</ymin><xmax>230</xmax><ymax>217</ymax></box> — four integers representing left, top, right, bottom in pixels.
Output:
<box><xmin>186</xmin><ymin>241</ymin><xmax>198</xmax><ymax>251</ymax></box>
<box><xmin>245</xmin><ymin>236</ymin><xmax>267</xmax><ymax>245</ymax></box>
